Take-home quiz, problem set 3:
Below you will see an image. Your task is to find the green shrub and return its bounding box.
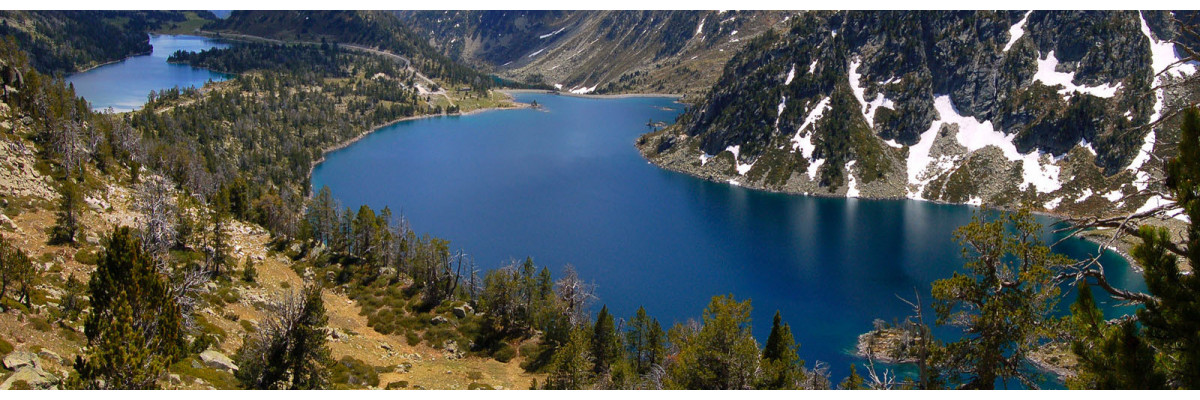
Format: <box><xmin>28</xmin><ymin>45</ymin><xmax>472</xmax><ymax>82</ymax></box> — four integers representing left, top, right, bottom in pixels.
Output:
<box><xmin>330</xmin><ymin>356</ymin><xmax>380</xmax><ymax>388</ymax></box>
<box><xmin>492</xmin><ymin>343</ymin><xmax>516</xmax><ymax>363</ymax></box>
<box><xmin>239</xmin><ymin>319</ymin><xmax>256</xmax><ymax>333</ymax></box>
<box><xmin>169</xmin><ymin>356</ymin><xmax>239</xmax><ymax>389</ymax></box>
<box><xmin>241</xmin><ymin>257</ymin><xmax>257</xmax><ymax>283</ymax></box>
<box><xmin>405</xmin><ymin>331</ymin><xmax>420</xmax><ymax>346</ymax></box>
<box><xmin>467</xmin><ymin>382</ymin><xmax>495</xmax><ymax>390</ymax></box>
<box><xmin>29</xmin><ymin>317</ymin><xmax>52</xmax><ymax>332</ymax></box>
<box><xmin>0</xmin><ymin>336</ymin><xmax>13</xmax><ymax>357</ymax></box>
<box><xmin>73</xmin><ymin>247</ymin><xmax>98</xmax><ymax>265</ymax></box>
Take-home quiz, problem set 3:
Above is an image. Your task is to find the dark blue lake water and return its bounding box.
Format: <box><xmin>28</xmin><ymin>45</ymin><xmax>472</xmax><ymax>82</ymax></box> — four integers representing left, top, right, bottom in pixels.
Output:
<box><xmin>314</xmin><ymin>93</ymin><xmax>1144</xmax><ymax>385</ymax></box>
<box><xmin>66</xmin><ymin>34</ymin><xmax>229</xmax><ymax>112</ymax></box>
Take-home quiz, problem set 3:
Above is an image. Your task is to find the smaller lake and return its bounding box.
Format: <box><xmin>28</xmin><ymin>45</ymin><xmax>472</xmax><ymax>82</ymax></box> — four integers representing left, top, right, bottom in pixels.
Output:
<box><xmin>66</xmin><ymin>34</ymin><xmax>230</xmax><ymax>112</ymax></box>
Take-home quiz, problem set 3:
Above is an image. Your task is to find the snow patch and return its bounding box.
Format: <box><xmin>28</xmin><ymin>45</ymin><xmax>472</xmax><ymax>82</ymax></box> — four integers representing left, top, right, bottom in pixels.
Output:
<box><xmin>696</xmin><ymin>17</ymin><xmax>706</xmax><ymax>35</ymax></box>
<box><xmin>1076</xmin><ymin>189</ymin><xmax>1094</xmax><ymax>203</ymax></box>
<box><xmin>785</xmin><ymin>64</ymin><xmax>796</xmax><ymax>85</ymax></box>
<box><xmin>1079</xmin><ymin>139</ymin><xmax>1097</xmax><ymax>155</ymax></box>
<box><xmin>809</xmin><ymin>59</ymin><xmax>818</xmax><ymax>74</ymax></box>
<box><xmin>724</xmin><ymin>145</ymin><xmax>755</xmax><ymax>175</ymax></box>
<box><xmin>1136</xmin><ymin>195</ymin><xmax>1191</xmax><ymax>223</ymax></box>
<box><xmin>730</xmin><ymin>30</ymin><xmax>739</xmax><ymax>36</ymax></box>
<box><xmin>791</xmin><ymin>97</ymin><xmax>830</xmax><ymax>159</ymax></box>
<box><xmin>1003</xmin><ymin>11</ymin><xmax>1032</xmax><ymax>52</ymax></box>
<box><xmin>967</xmin><ymin>196</ymin><xmax>983</xmax><ymax>206</ymax></box>
<box><xmin>569</xmin><ymin>85</ymin><xmax>597</xmax><ymax>94</ymax></box>
<box><xmin>1044</xmin><ymin>197</ymin><xmax>1063</xmax><ymax>210</ymax></box>
<box><xmin>806</xmin><ymin>158</ymin><xmax>825</xmax><ymax>181</ymax></box>
<box><xmin>848</xmin><ymin>59</ymin><xmax>896</xmax><ymax>129</ymax></box>
<box><xmin>1033</xmin><ymin>51</ymin><xmax>1122</xmax><ymax>98</ymax></box>
<box><xmin>700</xmin><ymin>153</ymin><xmax>714</xmax><ymax>166</ymax></box>
<box><xmin>845</xmin><ymin>161</ymin><xmax>860</xmax><ymax>198</ymax></box>
<box><xmin>1103</xmin><ymin>190</ymin><xmax>1125</xmax><ymax>203</ymax></box>
<box><xmin>883</xmin><ymin>139</ymin><xmax>904</xmax><ymax>149</ymax></box>
<box><xmin>553</xmin><ymin>83</ymin><xmax>563</xmax><ymax>90</ymax></box>
<box><xmin>527</xmin><ymin>48</ymin><xmax>547</xmax><ymax>58</ymax></box>
<box><xmin>539</xmin><ymin>27</ymin><xmax>567</xmax><ymax>39</ymax></box>
<box><xmin>775</xmin><ymin>96</ymin><xmax>787</xmax><ymax>127</ymax></box>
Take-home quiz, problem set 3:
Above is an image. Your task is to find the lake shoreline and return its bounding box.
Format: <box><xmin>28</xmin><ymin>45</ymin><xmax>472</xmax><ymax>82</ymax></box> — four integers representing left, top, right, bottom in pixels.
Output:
<box><xmin>634</xmin><ymin>134</ymin><xmax>1149</xmax><ymax>270</ymax></box>
<box><xmin>72</xmin><ymin>50</ymin><xmax>151</xmax><ymax>74</ymax></box>
<box><xmin>500</xmin><ymin>88</ymin><xmax>683</xmax><ymax>100</ymax></box>
<box><xmin>306</xmin><ymin>95</ymin><xmax>530</xmax><ymax>196</ymax></box>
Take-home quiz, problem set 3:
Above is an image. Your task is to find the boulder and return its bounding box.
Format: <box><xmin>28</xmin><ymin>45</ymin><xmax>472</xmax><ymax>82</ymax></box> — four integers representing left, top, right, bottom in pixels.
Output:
<box><xmin>431</xmin><ymin>315</ymin><xmax>450</xmax><ymax>326</ymax></box>
<box><xmin>85</xmin><ymin>233</ymin><xmax>100</xmax><ymax>245</ymax></box>
<box><xmin>3</xmin><ymin>350</ymin><xmax>38</xmax><ymax>370</ymax></box>
<box><xmin>36</xmin><ymin>349</ymin><xmax>62</xmax><ymax>364</ymax></box>
<box><xmin>0</xmin><ymin>365</ymin><xmax>56</xmax><ymax>390</ymax></box>
<box><xmin>0</xmin><ymin>214</ymin><xmax>16</xmax><ymax>230</ymax></box>
<box><xmin>84</xmin><ymin>197</ymin><xmax>109</xmax><ymax>212</ymax></box>
<box><xmin>199</xmin><ymin>350</ymin><xmax>239</xmax><ymax>372</ymax></box>
<box><xmin>452</xmin><ymin>304</ymin><xmax>474</xmax><ymax>319</ymax></box>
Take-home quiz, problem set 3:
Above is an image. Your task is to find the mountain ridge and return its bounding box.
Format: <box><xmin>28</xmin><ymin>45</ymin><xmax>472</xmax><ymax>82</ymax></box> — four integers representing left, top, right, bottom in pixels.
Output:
<box><xmin>638</xmin><ymin>10</ymin><xmax>1199</xmax><ymax>217</ymax></box>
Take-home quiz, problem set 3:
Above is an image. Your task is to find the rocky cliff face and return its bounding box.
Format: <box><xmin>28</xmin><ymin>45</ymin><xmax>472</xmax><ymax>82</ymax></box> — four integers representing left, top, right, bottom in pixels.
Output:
<box><xmin>397</xmin><ymin>11</ymin><xmax>793</xmax><ymax>96</ymax></box>
<box><xmin>640</xmin><ymin>10</ymin><xmax>1199</xmax><ymax>216</ymax></box>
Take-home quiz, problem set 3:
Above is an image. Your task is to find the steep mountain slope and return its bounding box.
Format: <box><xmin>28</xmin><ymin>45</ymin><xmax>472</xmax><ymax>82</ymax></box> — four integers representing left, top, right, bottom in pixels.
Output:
<box><xmin>640</xmin><ymin>10</ymin><xmax>1199</xmax><ymax>216</ymax></box>
<box><xmin>397</xmin><ymin>11</ymin><xmax>795</xmax><ymax>96</ymax></box>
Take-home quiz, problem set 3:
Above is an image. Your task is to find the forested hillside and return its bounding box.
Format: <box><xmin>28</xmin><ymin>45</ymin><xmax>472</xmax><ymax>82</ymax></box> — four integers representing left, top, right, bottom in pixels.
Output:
<box><xmin>0</xmin><ymin>11</ymin><xmax>209</xmax><ymax>75</ymax></box>
<box><xmin>397</xmin><ymin>11</ymin><xmax>794</xmax><ymax>96</ymax></box>
<box><xmin>640</xmin><ymin>10</ymin><xmax>1200</xmax><ymax>217</ymax></box>
<box><xmin>207</xmin><ymin>11</ymin><xmax>495</xmax><ymax>91</ymax></box>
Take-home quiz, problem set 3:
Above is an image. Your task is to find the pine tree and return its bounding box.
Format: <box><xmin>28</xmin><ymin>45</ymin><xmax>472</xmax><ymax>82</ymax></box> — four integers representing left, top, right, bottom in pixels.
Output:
<box><xmin>73</xmin><ymin>227</ymin><xmax>184</xmax><ymax>388</ymax></box>
<box><xmin>591</xmin><ymin>305</ymin><xmax>622</xmax><ymax>375</ymax></box>
<box><xmin>234</xmin><ymin>285</ymin><xmax>332</xmax><ymax>389</ymax></box>
<box><xmin>839</xmin><ymin>364</ymin><xmax>866</xmax><ymax>390</ymax></box>
<box><xmin>759</xmin><ymin>311</ymin><xmax>805</xmax><ymax>389</ymax></box>
<box><xmin>545</xmin><ymin>327</ymin><xmax>594</xmax><ymax>389</ymax></box>
<box><xmin>206</xmin><ymin>190</ymin><xmax>232</xmax><ymax>276</ymax></box>
<box><xmin>1137</xmin><ymin>107</ymin><xmax>1200</xmax><ymax>388</ymax></box>
<box><xmin>0</xmin><ymin>237</ymin><xmax>34</xmax><ymax>307</ymax></box>
<box><xmin>71</xmin><ymin>294</ymin><xmax>164</xmax><ymax>389</ymax></box>
<box><xmin>1072</xmin><ymin>108</ymin><xmax>1200</xmax><ymax>388</ymax></box>
<box><xmin>665</xmin><ymin>295</ymin><xmax>761</xmax><ymax>389</ymax></box>
<box><xmin>51</xmin><ymin>178</ymin><xmax>84</xmax><ymax>245</ymax></box>
<box><xmin>1067</xmin><ymin>283</ymin><xmax>1165</xmax><ymax>389</ymax></box>
<box><xmin>931</xmin><ymin>209</ymin><xmax>1067</xmax><ymax>389</ymax></box>
<box><xmin>242</xmin><ymin>256</ymin><xmax>258</xmax><ymax>283</ymax></box>
<box><xmin>625</xmin><ymin>306</ymin><xmax>666</xmax><ymax>375</ymax></box>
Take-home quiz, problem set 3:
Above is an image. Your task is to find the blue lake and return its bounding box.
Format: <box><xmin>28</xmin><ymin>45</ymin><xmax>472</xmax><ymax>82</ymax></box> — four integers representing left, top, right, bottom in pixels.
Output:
<box><xmin>314</xmin><ymin>93</ymin><xmax>1144</xmax><ymax>385</ymax></box>
<box><xmin>66</xmin><ymin>34</ymin><xmax>230</xmax><ymax>112</ymax></box>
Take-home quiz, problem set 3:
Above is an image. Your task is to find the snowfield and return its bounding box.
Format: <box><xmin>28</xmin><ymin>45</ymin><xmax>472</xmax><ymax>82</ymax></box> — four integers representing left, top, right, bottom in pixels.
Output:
<box><xmin>905</xmin><ymin>95</ymin><xmax>1063</xmax><ymax>199</ymax></box>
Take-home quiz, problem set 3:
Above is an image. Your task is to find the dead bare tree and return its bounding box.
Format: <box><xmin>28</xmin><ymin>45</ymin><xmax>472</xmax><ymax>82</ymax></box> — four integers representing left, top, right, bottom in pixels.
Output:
<box><xmin>135</xmin><ymin>174</ymin><xmax>178</xmax><ymax>269</ymax></box>
<box><xmin>554</xmin><ymin>264</ymin><xmax>596</xmax><ymax>327</ymax></box>
<box><xmin>169</xmin><ymin>265</ymin><xmax>209</xmax><ymax>332</ymax></box>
